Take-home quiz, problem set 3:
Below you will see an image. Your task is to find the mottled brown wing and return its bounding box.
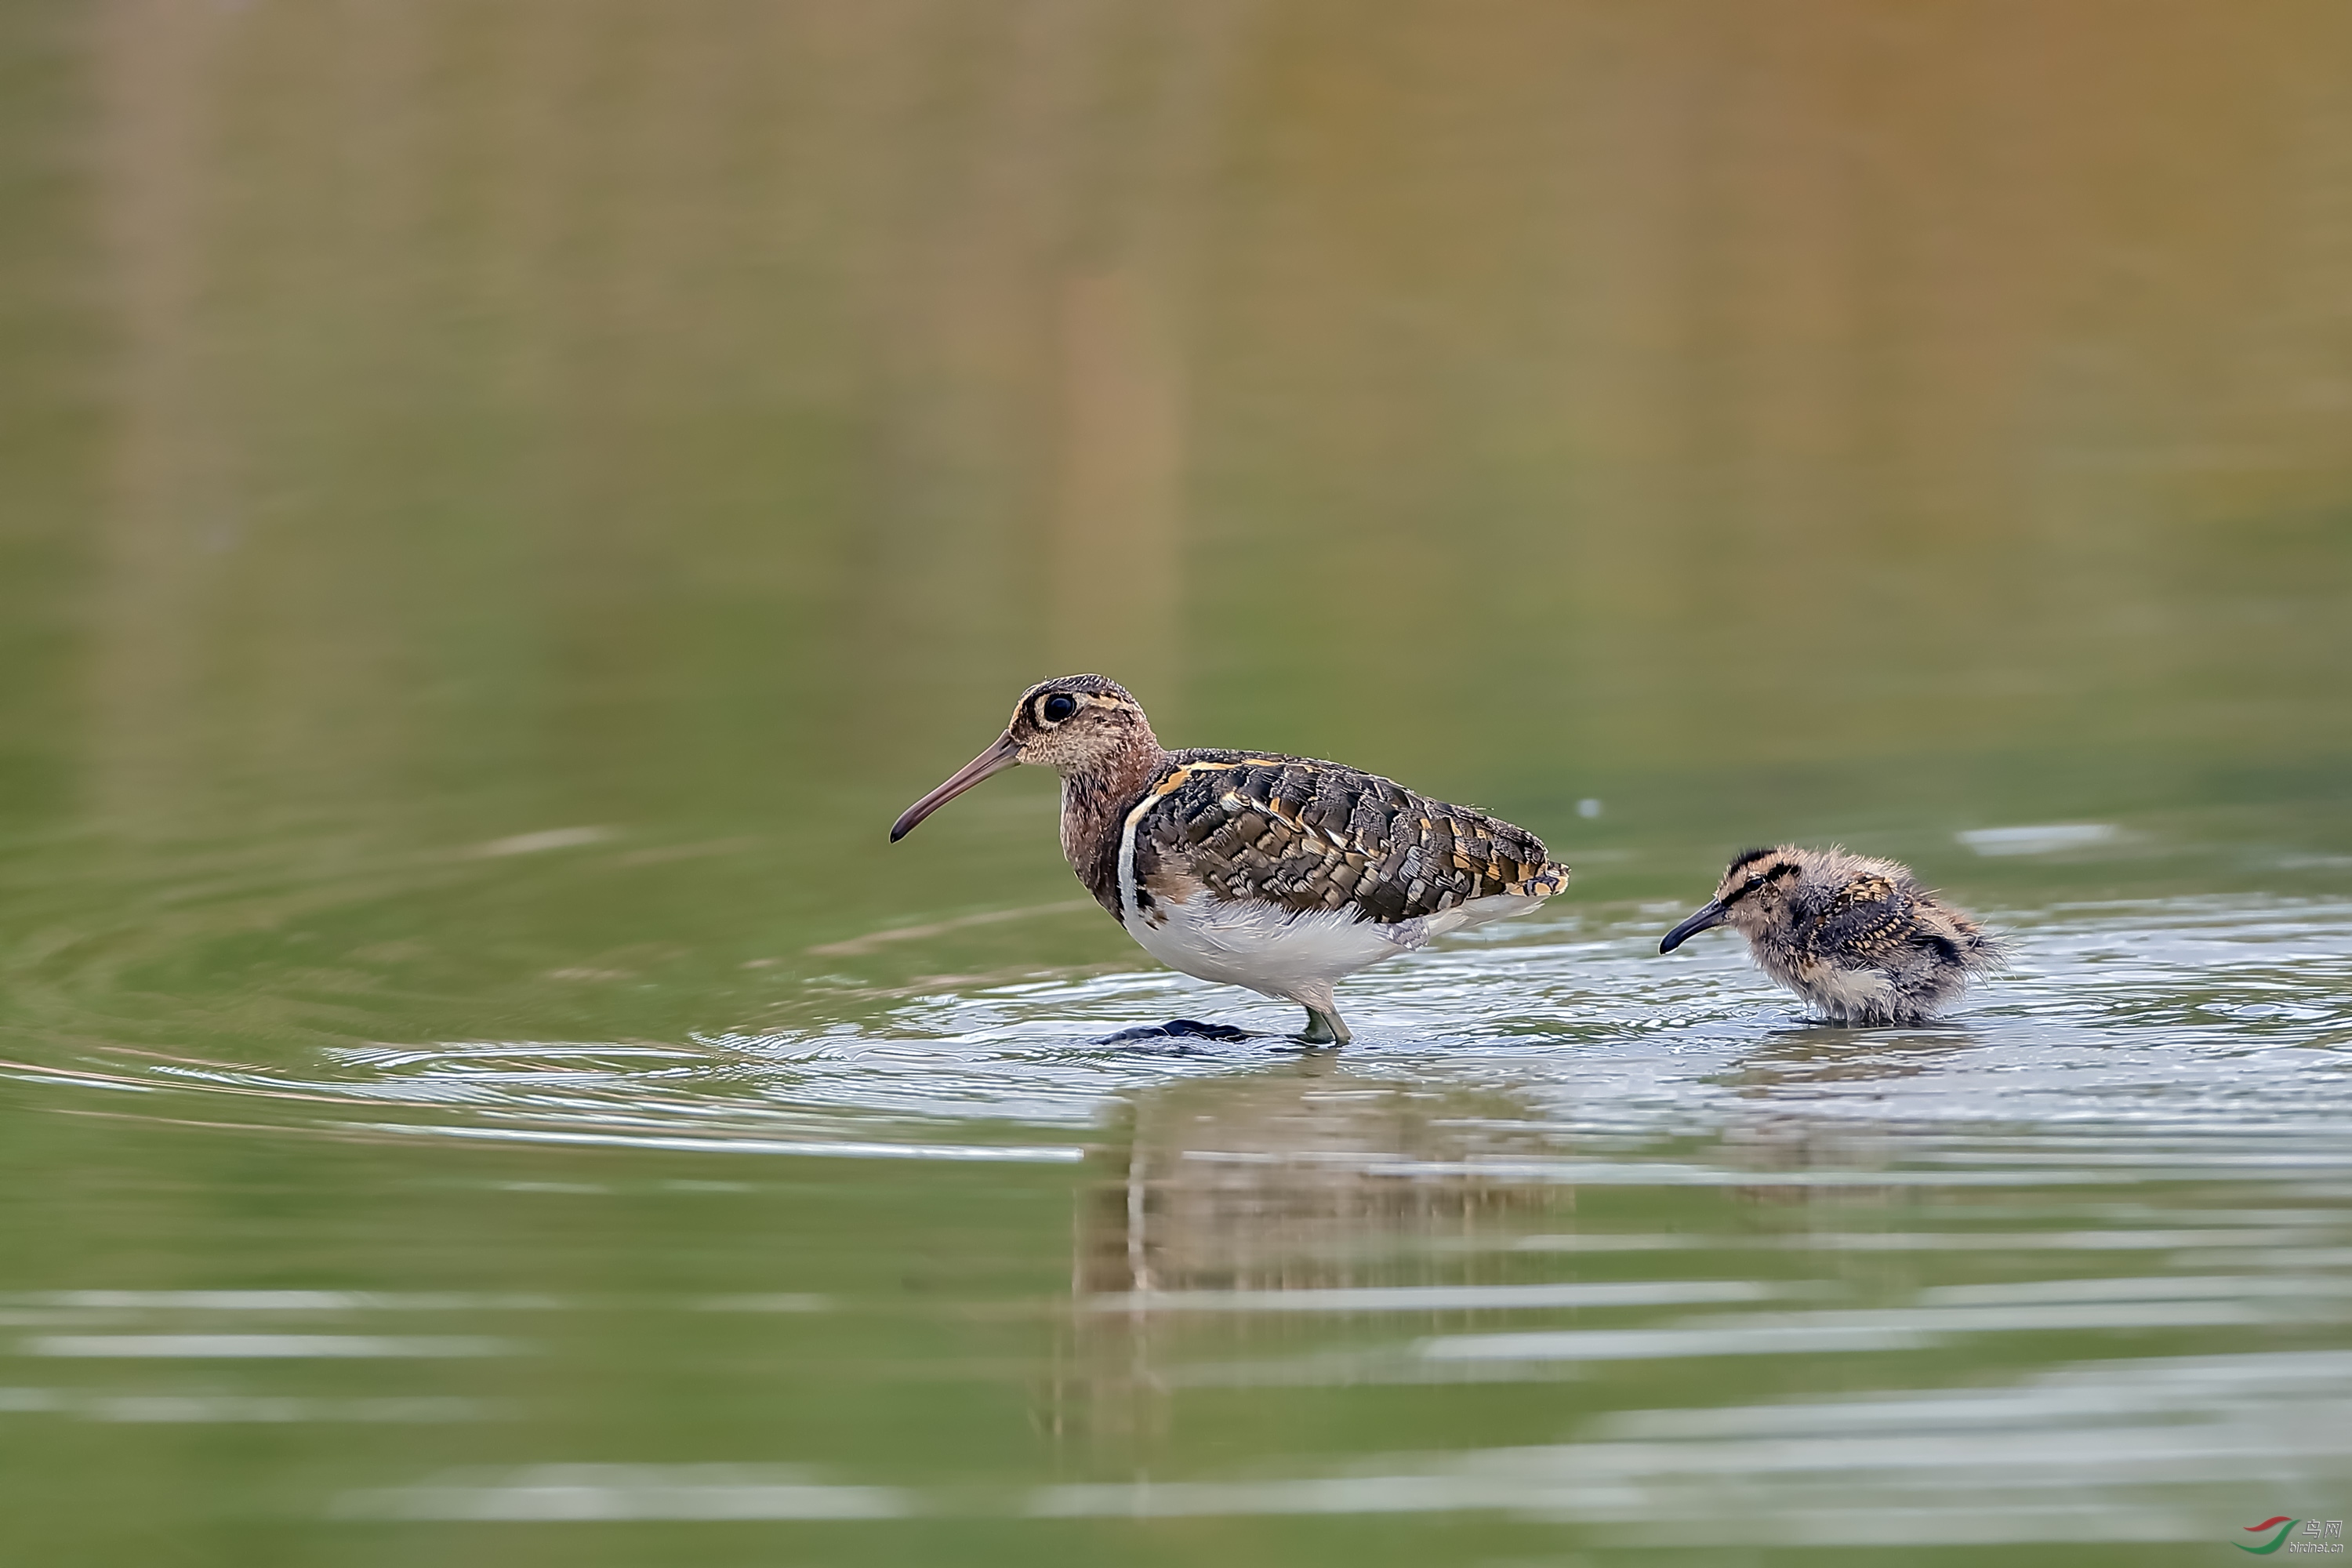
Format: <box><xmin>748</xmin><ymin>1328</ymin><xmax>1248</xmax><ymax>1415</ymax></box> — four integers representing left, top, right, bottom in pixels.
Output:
<box><xmin>1129</xmin><ymin>751</ymin><xmax>1569</xmax><ymax>924</ymax></box>
<box><xmin>1800</xmin><ymin>875</ymin><xmax>1916</xmax><ymax>963</ymax></box>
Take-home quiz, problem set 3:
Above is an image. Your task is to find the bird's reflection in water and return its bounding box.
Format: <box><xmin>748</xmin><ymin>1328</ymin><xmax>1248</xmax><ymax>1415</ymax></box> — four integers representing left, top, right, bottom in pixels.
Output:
<box><xmin>1726</xmin><ymin>1020</ymin><xmax>1979</xmax><ymax>1093</ymax></box>
<box><xmin>1715</xmin><ymin>1027</ymin><xmax>1978</xmax><ymax>1213</ymax></box>
<box><xmin>1049</xmin><ymin>1065</ymin><xmax>1566</xmax><ymax>1444</ymax></box>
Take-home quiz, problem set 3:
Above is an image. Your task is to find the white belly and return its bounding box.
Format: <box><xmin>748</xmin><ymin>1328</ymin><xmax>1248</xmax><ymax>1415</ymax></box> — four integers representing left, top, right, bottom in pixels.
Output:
<box><xmin>1120</xmin><ymin>889</ymin><xmax>1547</xmax><ymax>1004</ymax></box>
<box><xmin>1794</xmin><ymin>959</ymin><xmax>1897</xmax><ymax>1020</ymax></box>
<box><xmin>1126</xmin><ymin>897</ymin><xmax>1397</xmax><ymax>1000</ymax></box>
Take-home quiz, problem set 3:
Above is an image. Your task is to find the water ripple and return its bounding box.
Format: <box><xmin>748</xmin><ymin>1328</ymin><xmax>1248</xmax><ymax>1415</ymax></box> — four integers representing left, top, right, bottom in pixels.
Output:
<box><xmin>5</xmin><ymin>895</ymin><xmax>2349</xmax><ymax>1161</ymax></box>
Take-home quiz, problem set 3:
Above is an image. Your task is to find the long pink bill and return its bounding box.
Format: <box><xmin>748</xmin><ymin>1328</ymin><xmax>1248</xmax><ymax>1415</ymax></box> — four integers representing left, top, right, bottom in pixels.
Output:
<box><xmin>888</xmin><ymin>733</ymin><xmax>1022</xmax><ymax>841</ymax></box>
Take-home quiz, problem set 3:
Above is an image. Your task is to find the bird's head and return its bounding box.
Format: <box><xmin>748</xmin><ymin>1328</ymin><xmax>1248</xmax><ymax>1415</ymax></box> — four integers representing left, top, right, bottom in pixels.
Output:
<box><xmin>1659</xmin><ymin>844</ymin><xmax>1838</xmax><ymax>952</ymax></box>
<box><xmin>889</xmin><ymin>675</ymin><xmax>1160</xmax><ymax>841</ymax></box>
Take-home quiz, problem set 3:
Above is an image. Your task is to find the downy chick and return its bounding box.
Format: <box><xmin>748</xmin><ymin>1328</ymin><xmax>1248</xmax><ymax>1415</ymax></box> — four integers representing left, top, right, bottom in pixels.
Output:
<box><xmin>1658</xmin><ymin>845</ymin><xmax>2005</xmax><ymax>1025</ymax></box>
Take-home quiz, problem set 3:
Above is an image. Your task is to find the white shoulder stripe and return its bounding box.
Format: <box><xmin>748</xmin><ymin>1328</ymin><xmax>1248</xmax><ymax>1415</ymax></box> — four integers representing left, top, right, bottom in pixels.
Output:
<box><xmin>1116</xmin><ymin>765</ymin><xmax>1191</xmax><ymax>928</ymax></box>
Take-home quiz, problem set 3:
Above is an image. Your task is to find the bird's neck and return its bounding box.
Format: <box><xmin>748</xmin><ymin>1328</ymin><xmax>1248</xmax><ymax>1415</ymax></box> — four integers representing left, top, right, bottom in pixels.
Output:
<box><xmin>1059</xmin><ymin>737</ymin><xmax>1170</xmax><ymax>920</ymax></box>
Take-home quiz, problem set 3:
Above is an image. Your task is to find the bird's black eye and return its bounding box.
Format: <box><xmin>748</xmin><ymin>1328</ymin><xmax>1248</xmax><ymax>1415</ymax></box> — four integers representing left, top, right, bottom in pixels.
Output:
<box><xmin>1039</xmin><ymin>692</ymin><xmax>1080</xmax><ymax>724</ymax></box>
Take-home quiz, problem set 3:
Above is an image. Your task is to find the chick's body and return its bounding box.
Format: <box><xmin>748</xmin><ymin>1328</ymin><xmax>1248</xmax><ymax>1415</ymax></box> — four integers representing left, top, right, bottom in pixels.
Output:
<box><xmin>1661</xmin><ymin>845</ymin><xmax>2005</xmax><ymax>1025</ymax></box>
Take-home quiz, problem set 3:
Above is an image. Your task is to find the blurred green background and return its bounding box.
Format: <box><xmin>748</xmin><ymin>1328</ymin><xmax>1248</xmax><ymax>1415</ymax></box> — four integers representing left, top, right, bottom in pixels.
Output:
<box><xmin>7</xmin><ymin>0</ymin><xmax>2347</xmax><ymax>872</ymax></box>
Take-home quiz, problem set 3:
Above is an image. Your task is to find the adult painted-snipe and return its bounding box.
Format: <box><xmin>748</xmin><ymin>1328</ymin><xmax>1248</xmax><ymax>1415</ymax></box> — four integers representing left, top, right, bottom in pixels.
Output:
<box><xmin>1658</xmin><ymin>845</ymin><xmax>2006</xmax><ymax>1025</ymax></box>
<box><xmin>889</xmin><ymin>675</ymin><xmax>1571</xmax><ymax>1044</ymax></box>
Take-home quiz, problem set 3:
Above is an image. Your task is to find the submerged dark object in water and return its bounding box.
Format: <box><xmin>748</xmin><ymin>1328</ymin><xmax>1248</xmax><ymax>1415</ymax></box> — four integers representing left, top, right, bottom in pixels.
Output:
<box><xmin>1659</xmin><ymin>844</ymin><xmax>2006</xmax><ymax>1025</ymax></box>
<box><xmin>1092</xmin><ymin>1018</ymin><xmax>1253</xmax><ymax>1045</ymax></box>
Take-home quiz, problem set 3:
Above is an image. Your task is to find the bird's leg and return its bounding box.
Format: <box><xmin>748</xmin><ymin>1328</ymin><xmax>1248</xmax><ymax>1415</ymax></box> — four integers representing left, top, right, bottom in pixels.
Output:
<box><xmin>1298</xmin><ymin>1005</ymin><xmax>1351</xmax><ymax>1046</ymax></box>
<box><xmin>1291</xmin><ymin>981</ymin><xmax>1351</xmax><ymax>1045</ymax></box>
